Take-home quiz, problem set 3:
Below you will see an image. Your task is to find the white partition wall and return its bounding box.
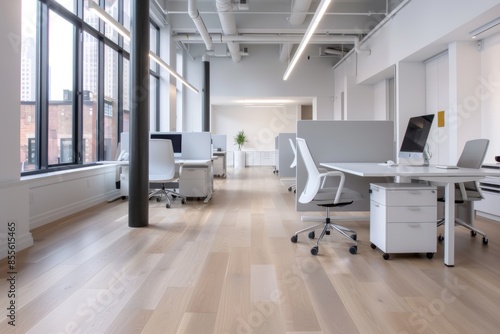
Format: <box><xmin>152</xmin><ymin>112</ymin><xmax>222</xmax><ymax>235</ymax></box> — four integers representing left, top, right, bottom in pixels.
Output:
<box><xmin>296</xmin><ymin>121</ymin><xmax>394</xmax><ymax>212</ymax></box>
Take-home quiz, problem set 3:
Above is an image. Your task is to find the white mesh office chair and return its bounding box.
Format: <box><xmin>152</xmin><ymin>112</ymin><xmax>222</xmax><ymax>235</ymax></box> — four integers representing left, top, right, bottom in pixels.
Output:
<box><xmin>437</xmin><ymin>139</ymin><xmax>489</xmax><ymax>245</ymax></box>
<box><xmin>287</xmin><ymin>138</ymin><xmax>297</xmax><ymax>193</ymax></box>
<box><xmin>290</xmin><ymin>138</ymin><xmax>363</xmax><ymax>255</ymax></box>
<box><xmin>149</xmin><ymin>139</ymin><xmax>186</xmax><ymax>208</ymax></box>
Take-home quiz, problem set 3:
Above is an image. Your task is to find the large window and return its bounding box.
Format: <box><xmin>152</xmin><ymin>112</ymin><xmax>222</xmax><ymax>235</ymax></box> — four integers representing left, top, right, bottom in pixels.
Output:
<box><xmin>48</xmin><ymin>11</ymin><xmax>75</xmax><ymax>165</ymax></box>
<box><xmin>20</xmin><ymin>0</ymin><xmax>38</xmax><ymax>172</ymax></box>
<box><xmin>19</xmin><ymin>0</ymin><xmax>156</xmax><ymax>174</ymax></box>
<box><xmin>150</xmin><ymin>21</ymin><xmax>160</xmax><ymax>131</ymax></box>
<box><xmin>82</xmin><ymin>32</ymin><xmax>99</xmax><ymax>163</ymax></box>
<box><xmin>104</xmin><ymin>45</ymin><xmax>119</xmax><ymax>160</ymax></box>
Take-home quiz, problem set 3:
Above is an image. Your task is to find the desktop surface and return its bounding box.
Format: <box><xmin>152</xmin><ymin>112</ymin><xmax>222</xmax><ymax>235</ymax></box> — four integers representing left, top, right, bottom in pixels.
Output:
<box><xmin>319</xmin><ymin>162</ymin><xmax>499</xmax><ymax>178</ymax></box>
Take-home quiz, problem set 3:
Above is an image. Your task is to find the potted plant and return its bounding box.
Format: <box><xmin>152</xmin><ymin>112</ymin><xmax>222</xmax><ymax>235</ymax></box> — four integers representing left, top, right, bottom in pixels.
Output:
<box><xmin>233</xmin><ymin>130</ymin><xmax>247</xmax><ymax>168</ymax></box>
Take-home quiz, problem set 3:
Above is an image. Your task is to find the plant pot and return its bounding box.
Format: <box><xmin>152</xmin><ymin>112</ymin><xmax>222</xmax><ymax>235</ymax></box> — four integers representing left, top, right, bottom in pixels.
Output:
<box><xmin>234</xmin><ymin>151</ymin><xmax>246</xmax><ymax>168</ymax></box>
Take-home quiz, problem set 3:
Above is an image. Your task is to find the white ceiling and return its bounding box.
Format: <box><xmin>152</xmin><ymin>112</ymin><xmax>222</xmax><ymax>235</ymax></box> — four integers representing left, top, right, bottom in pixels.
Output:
<box><xmin>161</xmin><ymin>0</ymin><xmax>403</xmax><ymax>59</ymax></box>
<box><xmin>155</xmin><ymin>1</ymin><xmax>500</xmax><ymax>106</ymax></box>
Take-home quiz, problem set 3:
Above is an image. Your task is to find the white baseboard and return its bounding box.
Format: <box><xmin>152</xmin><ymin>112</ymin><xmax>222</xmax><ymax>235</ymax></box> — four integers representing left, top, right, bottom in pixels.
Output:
<box><xmin>30</xmin><ymin>192</ymin><xmax>115</xmax><ymax>230</ymax></box>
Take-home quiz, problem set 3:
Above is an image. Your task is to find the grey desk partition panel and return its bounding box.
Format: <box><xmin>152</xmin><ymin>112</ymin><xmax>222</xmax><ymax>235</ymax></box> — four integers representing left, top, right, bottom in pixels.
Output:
<box><xmin>296</xmin><ymin>120</ymin><xmax>394</xmax><ymax>212</ymax></box>
<box><xmin>212</xmin><ymin>134</ymin><xmax>227</xmax><ymax>151</ymax></box>
<box><xmin>278</xmin><ymin>133</ymin><xmax>297</xmax><ymax>178</ymax></box>
<box><xmin>182</xmin><ymin>132</ymin><xmax>212</xmax><ymax>160</ymax></box>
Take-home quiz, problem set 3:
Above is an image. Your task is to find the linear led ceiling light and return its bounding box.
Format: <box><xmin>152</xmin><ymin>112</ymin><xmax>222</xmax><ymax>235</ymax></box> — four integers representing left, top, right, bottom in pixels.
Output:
<box><xmin>470</xmin><ymin>17</ymin><xmax>500</xmax><ymax>39</ymax></box>
<box><xmin>283</xmin><ymin>0</ymin><xmax>331</xmax><ymax>81</ymax></box>
<box><xmin>86</xmin><ymin>0</ymin><xmax>199</xmax><ymax>94</ymax></box>
<box><xmin>87</xmin><ymin>0</ymin><xmax>131</xmax><ymax>40</ymax></box>
<box><xmin>148</xmin><ymin>53</ymin><xmax>199</xmax><ymax>93</ymax></box>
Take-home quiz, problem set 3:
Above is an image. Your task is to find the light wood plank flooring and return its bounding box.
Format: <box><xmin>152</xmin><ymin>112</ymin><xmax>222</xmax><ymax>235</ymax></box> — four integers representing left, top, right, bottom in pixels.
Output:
<box><xmin>2</xmin><ymin>166</ymin><xmax>500</xmax><ymax>333</ymax></box>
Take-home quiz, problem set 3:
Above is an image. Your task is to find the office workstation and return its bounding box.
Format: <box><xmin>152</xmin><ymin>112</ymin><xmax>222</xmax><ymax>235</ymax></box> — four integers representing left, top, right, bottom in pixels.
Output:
<box><xmin>106</xmin><ymin>131</ymin><xmax>215</xmax><ymax>204</ymax></box>
<box><xmin>5</xmin><ymin>1</ymin><xmax>500</xmax><ymax>333</ymax></box>
<box><xmin>294</xmin><ymin>116</ymin><xmax>499</xmax><ymax>266</ymax></box>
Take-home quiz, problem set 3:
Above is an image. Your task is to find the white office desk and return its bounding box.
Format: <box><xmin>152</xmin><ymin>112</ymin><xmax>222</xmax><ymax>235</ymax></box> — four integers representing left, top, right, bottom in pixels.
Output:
<box><xmin>319</xmin><ymin>162</ymin><xmax>500</xmax><ymax>267</ymax></box>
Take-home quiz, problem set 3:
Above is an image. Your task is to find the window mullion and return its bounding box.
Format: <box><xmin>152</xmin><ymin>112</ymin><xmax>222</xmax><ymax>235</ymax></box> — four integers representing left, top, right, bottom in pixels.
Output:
<box><xmin>38</xmin><ymin>1</ymin><xmax>49</xmax><ymax>169</ymax></box>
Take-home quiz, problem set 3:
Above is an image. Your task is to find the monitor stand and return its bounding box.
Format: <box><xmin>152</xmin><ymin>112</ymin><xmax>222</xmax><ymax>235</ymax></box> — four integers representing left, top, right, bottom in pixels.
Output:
<box><xmin>410</xmin><ymin>146</ymin><xmax>431</xmax><ymax>167</ymax></box>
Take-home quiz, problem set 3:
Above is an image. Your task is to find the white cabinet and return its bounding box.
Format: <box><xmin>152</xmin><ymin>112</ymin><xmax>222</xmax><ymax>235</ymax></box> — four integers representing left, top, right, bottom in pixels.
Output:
<box><xmin>179</xmin><ymin>165</ymin><xmax>211</xmax><ymax>199</ymax></box>
<box><xmin>369</xmin><ymin>183</ymin><xmax>437</xmax><ymax>260</ymax></box>
<box><xmin>213</xmin><ymin>151</ymin><xmax>226</xmax><ymax>177</ymax></box>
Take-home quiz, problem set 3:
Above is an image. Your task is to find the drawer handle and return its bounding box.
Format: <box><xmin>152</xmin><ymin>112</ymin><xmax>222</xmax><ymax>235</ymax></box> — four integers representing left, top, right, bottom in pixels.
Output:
<box><xmin>408</xmin><ymin>207</ymin><xmax>422</xmax><ymax>211</ymax></box>
<box><xmin>407</xmin><ymin>223</ymin><xmax>421</xmax><ymax>228</ymax></box>
<box><xmin>373</xmin><ymin>204</ymin><xmax>379</xmax><ymax>208</ymax></box>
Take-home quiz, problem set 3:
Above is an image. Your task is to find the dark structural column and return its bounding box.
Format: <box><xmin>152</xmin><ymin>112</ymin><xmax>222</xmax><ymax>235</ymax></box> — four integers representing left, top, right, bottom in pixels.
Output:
<box><xmin>128</xmin><ymin>0</ymin><xmax>150</xmax><ymax>227</ymax></box>
<box><xmin>202</xmin><ymin>57</ymin><xmax>210</xmax><ymax>132</ymax></box>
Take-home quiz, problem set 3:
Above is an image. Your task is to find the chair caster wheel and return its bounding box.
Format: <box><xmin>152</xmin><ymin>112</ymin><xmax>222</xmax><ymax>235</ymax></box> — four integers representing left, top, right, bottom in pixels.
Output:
<box><xmin>483</xmin><ymin>236</ymin><xmax>488</xmax><ymax>245</ymax></box>
<box><xmin>181</xmin><ymin>198</ymin><xmax>186</xmax><ymax>204</ymax></box>
<box><xmin>288</xmin><ymin>186</ymin><xmax>292</xmax><ymax>191</ymax></box>
<box><xmin>351</xmin><ymin>234</ymin><xmax>357</xmax><ymax>241</ymax></box>
<box><xmin>310</xmin><ymin>246</ymin><xmax>319</xmax><ymax>255</ymax></box>
<box><xmin>349</xmin><ymin>245</ymin><xmax>357</xmax><ymax>254</ymax></box>
<box><xmin>426</xmin><ymin>252</ymin><xmax>434</xmax><ymax>259</ymax></box>
<box><xmin>291</xmin><ymin>235</ymin><xmax>298</xmax><ymax>243</ymax></box>
<box><xmin>437</xmin><ymin>235</ymin><xmax>444</xmax><ymax>242</ymax></box>
<box><xmin>383</xmin><ymin>253</ymin><xmax>390</xmax><ymax>260</ymax></box>
<box><xmin>370</xmin><ymin>243</ymin><xmax>377</xmax><ymax>249</ymax></box>
<box><xmin>156</xmin><ymin>197</ymin><xmax>161</xmax><ymax>202</ymax></box>
<box><xmin>166</xmin><ymin>203</ymin><xmax>170</xmax><ymax>208</ymax></box>
<box><xmin>308</xmin><ymin>231</ymin><xmax>315</xmax><ymax>239</ymax></box>
<box><xmin>470</xmin><ymin>230</ymin><xmax>477</xmax><ymax>237</ymax></box>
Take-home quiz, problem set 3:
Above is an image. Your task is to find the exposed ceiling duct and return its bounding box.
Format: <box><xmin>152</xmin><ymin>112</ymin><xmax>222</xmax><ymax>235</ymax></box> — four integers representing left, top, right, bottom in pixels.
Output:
<box><xmin>215</xmin><ymin>0</ymin><xmax>241</xmax><ymax>63</ymax></box>
<box><xmin>173</xmin><ymin>33</ymin><xmax>358</xmax><ymax>45</ymax></box>
<box><xmin>187</xmin><ymin>0</ymin><xmax>212</xmax><ymax>50</ymax></box>
<box><xmin>280</xmin><ymin>0</ymin><xmax>313</xmax><ymax>62</ymax></box>
<box><xmin>289</xmin><ymin>0</ymin><xmax>313</xmax><ymax>25</ymax></box>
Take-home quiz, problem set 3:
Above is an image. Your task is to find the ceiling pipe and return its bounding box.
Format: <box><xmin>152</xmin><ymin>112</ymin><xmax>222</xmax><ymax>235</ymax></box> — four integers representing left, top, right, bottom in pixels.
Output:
<box><xmin>354</xmin><ymin>37</ymin><xmax>371</xmax><ymax>55</ymax></box>
<box><xmin>324</xmin><ymin>47</ymin><xmax>346</xmax><ymax>57</ymax></box>
<box><xmin>174</xmin><ymin>33</ymin><xmax>358</xmax><ymax>44</ymax></box>
<box><xmin>188</xmin><ymin>0</ymin><xmax>212</xmax><ymax>50</ymax></box>
<box><xmin>205</xmin><ymin>50</ymin><xmax>249</xmax><ymax>58</ymax></box>
<box><xmin>280</xmin><ymin>0</ymin><xmax>313</xmax><ymax>62</ymax></box>
<box><xmin>289</xmin><ymin>0</ymin><xmax>313</xmax><ymax>25</ymax></box>
<box><xmin>216</xmin><ymin>0</ymin><xmax>241</xmax><ymax>62</ymax></box>
<box><xmin>279</xmin><ymin>43</ymin><xmax>292</xmax><ymax>62</ymax></box>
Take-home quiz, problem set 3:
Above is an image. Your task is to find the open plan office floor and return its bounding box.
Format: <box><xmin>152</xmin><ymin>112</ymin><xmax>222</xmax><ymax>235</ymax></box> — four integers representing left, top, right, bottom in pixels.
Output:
<box><xmin>1</xmin><ymin>167</ymin><xmax>500</xmax><ymax>333</ymax></box>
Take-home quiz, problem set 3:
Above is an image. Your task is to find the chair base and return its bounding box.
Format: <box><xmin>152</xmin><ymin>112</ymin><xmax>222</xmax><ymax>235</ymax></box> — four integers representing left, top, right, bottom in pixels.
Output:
<box><xmin>437</xmin><ymin>218</ymin><xmax>488</xmax><ymax>245</ymax></box>
<box><xmin>149</xmin><ymin>186</ymin><xmax>186</xmax><ymax>208</ymax></box>
<box><xmin>291</xmin><ymin>209</ymin><xmax>357</xmax><ymax>255</ymax></box>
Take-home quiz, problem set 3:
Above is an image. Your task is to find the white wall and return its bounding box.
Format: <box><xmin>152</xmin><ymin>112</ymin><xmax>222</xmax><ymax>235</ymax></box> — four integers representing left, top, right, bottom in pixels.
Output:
<box><xmin>357</xmin><ymin>0</ymin><xmax>500</xmax><ymax>83</ymax></box>
<box><xmin>211</xmin><ymin>104</ymin><xmax>297</xmax><ymax>153</ymax></box>
<box><xmin>0</xmin><ymin>0</ymin><xmax>33</xmax><ymax>257</ymax></box>
<box><xmin>184</xmin><ymin>55</ymin><xmax>204</xmax><ymax>131</ymax></box>
<box><xmin>344</xmin><ymin>76</ymin><xmax>374</xmax><ymax>119</ymax></box>
<box><xmin>373</xmin><ymin>80</ymin><xmax>389</xmax><ymax>120</ymax></box>
<box><xmin>426</xmin><ymin>53</ymin><xmax>450</xmax><ymax>165</ymax></box>
<box><xmin>481</xmin><ymin>33</ymin><xmax>500</xmax><ymax>164</ymax></box>
<box><xmin>209</xmin><ymin>44</ymin><xmax>334</xmax><ymax>99</ymax></box>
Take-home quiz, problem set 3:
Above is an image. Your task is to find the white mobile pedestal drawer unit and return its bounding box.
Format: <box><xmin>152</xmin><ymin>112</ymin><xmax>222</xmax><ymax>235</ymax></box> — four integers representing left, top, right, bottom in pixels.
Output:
<box><xmin>370</xmin><ymin>183</ymin><xmax>437</xmax><ymax>260</ymax></box>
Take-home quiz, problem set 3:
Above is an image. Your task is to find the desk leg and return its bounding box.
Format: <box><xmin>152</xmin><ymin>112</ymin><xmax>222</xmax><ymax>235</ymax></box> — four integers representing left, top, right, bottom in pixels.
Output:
<box><xmin>444</xmin><ymin>182</ymin><xmax>455</xmax><ymax>267</ymax></box>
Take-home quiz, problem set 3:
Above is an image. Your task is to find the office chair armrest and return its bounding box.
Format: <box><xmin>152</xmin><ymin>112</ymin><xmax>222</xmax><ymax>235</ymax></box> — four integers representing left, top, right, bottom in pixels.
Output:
<box><xmin>319</xmin><ymin>170</ymin><xmax>346</xmax><ymax>204</ymax></box>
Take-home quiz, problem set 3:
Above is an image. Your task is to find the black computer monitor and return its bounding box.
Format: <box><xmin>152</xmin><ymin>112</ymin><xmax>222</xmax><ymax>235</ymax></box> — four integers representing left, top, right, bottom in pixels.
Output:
<box><xmin>151</xmin><ymin>133</ymin><xmax>182</xmax><ymax>154</ymax></box>
<box><xmin>398</xmin><ymin>114</ymin><xmax>435</xmax><ymax>160</ymax></box>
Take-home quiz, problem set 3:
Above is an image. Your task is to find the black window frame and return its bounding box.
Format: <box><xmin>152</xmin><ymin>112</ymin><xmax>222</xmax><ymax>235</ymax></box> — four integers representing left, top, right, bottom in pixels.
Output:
<box><xmin>22</xmin><ymin>0</ymin><xmax>155</xmax><ymax>176</ymax></box>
